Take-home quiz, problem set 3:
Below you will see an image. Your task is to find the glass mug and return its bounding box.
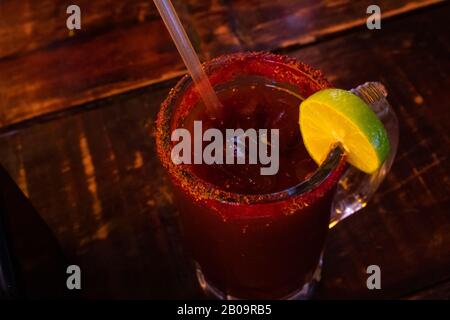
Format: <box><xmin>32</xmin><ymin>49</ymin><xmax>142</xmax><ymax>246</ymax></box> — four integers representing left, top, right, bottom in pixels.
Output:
<box><xmin>155</xmin><ymin>52</ymin><xmax>398</xmax><ymax>299</ymax></box>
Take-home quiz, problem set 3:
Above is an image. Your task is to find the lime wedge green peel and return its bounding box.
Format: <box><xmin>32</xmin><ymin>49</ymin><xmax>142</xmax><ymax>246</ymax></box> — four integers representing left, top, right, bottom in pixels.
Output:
<box><xmin>299</xmin><ymin>88</ymin><xmax>390</xmax><ymax>174</ymax></box>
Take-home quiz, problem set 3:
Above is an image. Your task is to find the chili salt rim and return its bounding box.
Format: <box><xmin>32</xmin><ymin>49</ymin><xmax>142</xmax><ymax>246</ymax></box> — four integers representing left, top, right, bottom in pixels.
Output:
<box><xmin>155</xmin><ymin>52</ymin><xmax>347</xmax><ymax>205</ymax></box>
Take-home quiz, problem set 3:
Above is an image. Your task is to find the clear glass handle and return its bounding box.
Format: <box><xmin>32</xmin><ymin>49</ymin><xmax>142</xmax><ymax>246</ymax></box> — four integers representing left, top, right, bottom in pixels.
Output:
<box><xmin>330</xmin><ymin>82</ymin><xmax>399</xmax><ymax>228</ymax></box>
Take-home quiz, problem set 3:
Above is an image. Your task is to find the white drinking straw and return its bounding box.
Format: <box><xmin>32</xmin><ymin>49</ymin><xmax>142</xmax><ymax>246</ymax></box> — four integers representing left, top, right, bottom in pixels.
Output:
<box><xmin>153</xmin><ymin>0</ymin><xmax>222</xmax><ymax>115</ymax></box>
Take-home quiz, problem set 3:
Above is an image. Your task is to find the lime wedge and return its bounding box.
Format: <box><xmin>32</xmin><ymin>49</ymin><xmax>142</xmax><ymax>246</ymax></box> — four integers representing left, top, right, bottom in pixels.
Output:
<box><xmin>299</xmin><ymin>88</ymin><xmax>390</xmax><ymax>174</ymax></box>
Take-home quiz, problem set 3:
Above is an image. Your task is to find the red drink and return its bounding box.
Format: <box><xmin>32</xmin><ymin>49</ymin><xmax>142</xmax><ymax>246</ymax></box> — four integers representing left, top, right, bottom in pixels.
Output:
<box><xmin>182</xmin><ymin>76</ymin><xmax>316</xmax><ymax>194</ymax></box>
<box><xmin>156</xmin><ymin>52</ymin><xmax>346</xmax><ymax>299</ymax></box>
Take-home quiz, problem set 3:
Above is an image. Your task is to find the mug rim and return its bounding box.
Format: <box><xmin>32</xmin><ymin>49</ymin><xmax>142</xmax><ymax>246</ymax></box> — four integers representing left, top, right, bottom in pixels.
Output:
<box><xmin>155</xmin><ymin>51</ymin><xmax>347</xmax><ymax>205</ymax></box>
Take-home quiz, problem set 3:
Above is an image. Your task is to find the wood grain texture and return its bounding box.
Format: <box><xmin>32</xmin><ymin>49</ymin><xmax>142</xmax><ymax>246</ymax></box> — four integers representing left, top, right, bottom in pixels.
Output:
<box><xmin>229</xmin><ymin>0</ymin><xmax>445</xmax><ymax>51</ymax></box>
<box><xmin>0</xmin><ymin>82</ymin><xmax>201</xmax><ymax>299</ymax></box>
<box><xmin>405</xmin><ymin>280</ymin><xmax>450</xmax><ymax>300</ymax></box>
<box><xmin>0</xmin><ymin>5</ymin><xmax>449</xmax><ymax>299</ymax></box>
<box><xmin>294</xmin><ymin>5</ymin><xmax>450</xmax><ymax>299</ymax></box>
<box><xmin>0</xmin><ymin>0</ymin><xmax>161</xmax><ymax>59</ymax></box>
<box><xmin>0</xmin><ymin>20</ymin><xmax>185</xmax><ymax>132</ymax></box>
<box><xmin>0</xmin><ymin>0</ymin><xmax>443</xmax><ymax>128</ymax></box>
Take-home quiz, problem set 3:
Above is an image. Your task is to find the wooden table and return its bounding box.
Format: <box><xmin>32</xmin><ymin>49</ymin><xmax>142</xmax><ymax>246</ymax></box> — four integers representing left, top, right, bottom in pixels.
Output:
<box><xmin>0</xmin><ymin>0</ymin><xmax>449</xmax><ymax>299</ymax></box>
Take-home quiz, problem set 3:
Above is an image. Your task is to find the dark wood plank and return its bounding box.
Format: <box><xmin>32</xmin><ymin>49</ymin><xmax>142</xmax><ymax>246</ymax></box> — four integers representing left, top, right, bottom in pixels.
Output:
<box><xmin>405</xmin><ymin>280</ymin><xmax>450</xmax><ymax>300</ymax></box>
<box><xmin>2</xmin><ymin>0</ymin><xmax>438</xmax><ymax>59</ymax></box>
<box><xmin>0</xmin><ymin>82</ymin><xmax>201</xmax><ymax>299</ymax></box>
<box><xmin>0</xmin><ymin>0</ymin><xmax>161</xmax><ymax>59</ymax></box>
<box><xmin>228</xmin><ymin>0</ymin><xmax>444</xmax><ymax>51</ymax></box>
<box><xmin>0</xmin><ymin>5</ymin><xmax>449</xmax><ymax>299</ymax></box>
<box><xmin>0</xmin><ymin>0</ymin><xmax>442</xmax><ymax>128</ymax></box>
<box><xmin>0</xmin><ymin>19</ymin><xmax>186</xmax><ymax>132</ymax></box>
<box><xmin>292</xmin><ymin>6</ymin><xmax>450</xmax><ymax>299</ymax></box>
